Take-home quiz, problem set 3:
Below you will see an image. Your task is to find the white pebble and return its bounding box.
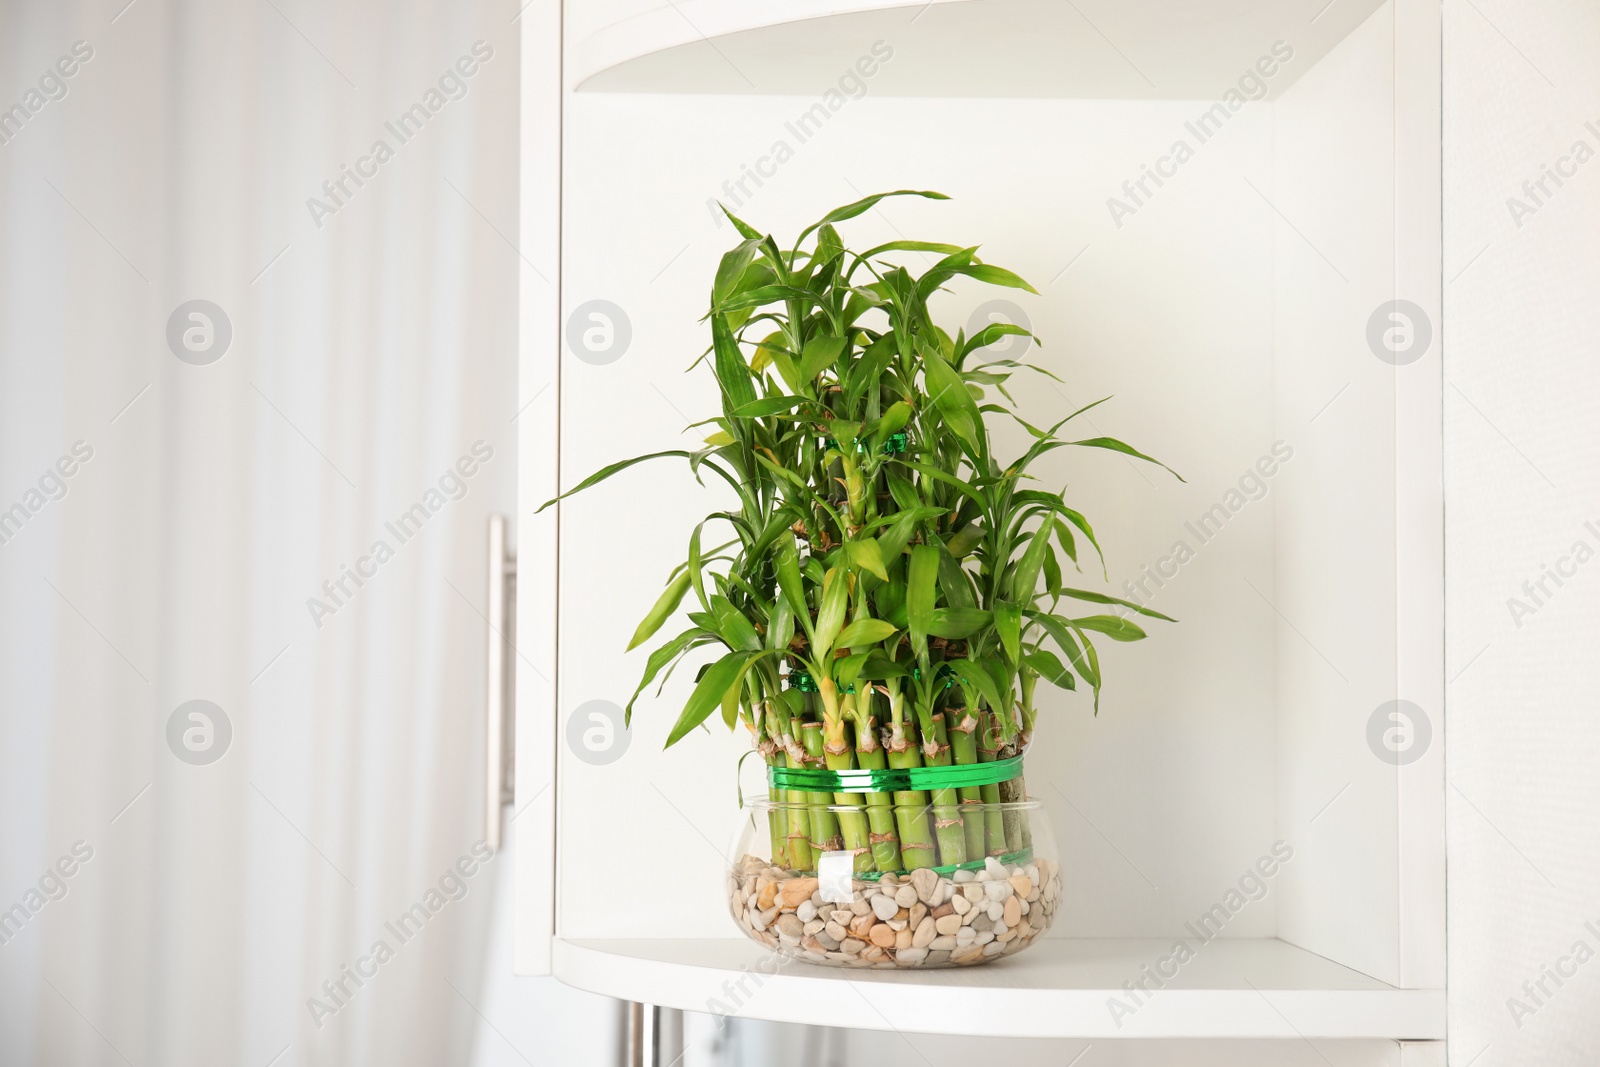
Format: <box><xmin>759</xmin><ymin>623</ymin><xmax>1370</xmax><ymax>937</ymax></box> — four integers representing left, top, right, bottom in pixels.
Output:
<box><xmin>870</xmin><ymin>894</ymin><xmax>899</xmax><ymax>921</ymax></box>
<box><xmin>896</xmin><ymin>947</ymin><xmax>928</xmax><ymax>963</ymax></box>
<box><xmin>987</xmin><ymin>901</ymin><xmax>1004</xmax><ymax>921</ymax></box>
<box><xmin>983</xmin><ymin>940</ymin><xmax>1006</xmax><ymax>956</ymax></box>
<box><xmin>894</xmin><ymin>885</ymin><xmax>918</xmax><ymax>909</ymax></box>
<box><xmin>955</xmin><ymin>926</ymin><xmax>977</xmax><ymax>945</ymax></box>
<box><xmin>985</xmin><ymin>881</ymin><xmax>1012</xmax><ymax>903</ymax></box>
<box><xmin>950</xmin><ymin>894</ymin><xmax>972</xmax><ymax>916</ymax></box>
<box><xmin>975</xmin><ymin>930</ymin><xmax>996</xmax><ymax>945</ymax></box>
<box><xmin>797</xmin><ymin>900</ymin><xmax>818</xmax><ymax>922</ymax></box>
<box><xmin>952</xmin><ymin>869</ymin><xmax>975</xmax><ymax>883</ymax></box>
<box><xmin>984</xmin><ymin>857</ymin><xmax>1009</xmax><ymax>880</ymax></box>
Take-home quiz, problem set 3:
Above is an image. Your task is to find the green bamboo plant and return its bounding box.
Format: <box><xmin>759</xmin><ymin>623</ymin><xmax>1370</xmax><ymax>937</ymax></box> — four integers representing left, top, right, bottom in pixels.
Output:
<box><xmin>540</xmin><ymin>190</ymin><xmax>1179</xmax><ymax>874</ymax></box>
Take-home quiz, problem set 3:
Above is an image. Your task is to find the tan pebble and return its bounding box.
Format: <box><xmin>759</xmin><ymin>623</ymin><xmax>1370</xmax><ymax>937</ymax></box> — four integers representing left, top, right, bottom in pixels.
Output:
<box><xmin>962</xmin><ymin>884</ymin><xmax>985</xmax><ymax>903</ymax></box>
<box><xmin>776</xmin><ymin>914</ymin><xmax>804</xmax><ymax>939</ymax></box>
<box><xmin>869</xmin><ymin>923</ymin><xmax>897</xmax><ymax>949</ymax></box>
<box><xmin>757</xmin><ymin>881</ymin><xmax>778</xmax><ymax>911</ymax></box>
<box><xmin>935</xmin><ymin>913</ymin><xmax>963</xmax><ymax>936</ymax></box>
<box><xmin>894</xmin><ymin>928</ymin><xmax>913</xmax><ymax>950</ymax></box>
<box><xmin>1018</xmin><ymin>920</ymin><xmax>1033</xmax><ymax>938</ymax></box>
<box><xmin>849</xmin><ymin>914</ymin><xmax>876</xmax><ymax>937</ymax></box>
<box><xmin>910</xmin><ymin>867</ymin><xmax>941</xmax><ymax>904</ymax></box>
<box><xmin>780</xmin><ymin>877</ymin><xmax>819</xmax><ymax>909</ymax></box>
<box><xmin>1009</xmin><ymin>875</ymin><xmax>1033</xmax><ymax>899</ymax></box>
<box><xmin>950</xmin><ymin>894</ymin><xmax>971</xmax><ymax>916</ymax></box>
<box><xmin>840</xmin><ymin>938</ymin><xmax>866</xmax><ymax>956</ymax></box>
<box><xmin>912</xmin><ymin>917</ymin><xmax>937</xmax><ymax>948</ymax></box>
<box><xmin>850</xmin><ymin>900</ymin><xmax>871</xmax><ymax>916</ymax></box>
<box><xmin>1003</xmin><ymin>896</ymin><xmax>1021</xmax><ymax>927</ymax></box>
<box><xmin>996</xmin><ymin>929</ymin><xmax>1016</xmax><ymax>943</ymax></box>
<box><xmin>930</xmin><ymin>902</ymin><xmax>955</xmax><ymax>919</ymax></box>
<box><xmin>861</xmin><ymin>945</ymin><xmax>887</xmax><ymax>962</ymax></box>
<box><xmin>825</xmin><ymin>921</ymin><xmax>848</xmax><ymax>941</ymax></box>
<box><xmin>951</xmin><ymin>946</ymin><xmax>984</xmax><ymax>964</ymax></box>
<box><xmin>803</xmin><ymin>919</ymin><xmax>824</xmax><ymax>936</ymax></box>
<box><xmin>929</xmin><ymin>934</ymin><xmax>958</xmax><ymax>951</ymax></box>
<box><xmin>909</xmin><ymin>902</ymin><xmax>927</xmax><ymax>928</ymax></box>
<box><xmin>894</xmin><ymin>885</ymin><xmax>918</xmax><ymax>909</ymax></box>
<box><xmin>830</xmin><ymin>909</ymin><xmax>854</xmax><ymax>924</ymax></box>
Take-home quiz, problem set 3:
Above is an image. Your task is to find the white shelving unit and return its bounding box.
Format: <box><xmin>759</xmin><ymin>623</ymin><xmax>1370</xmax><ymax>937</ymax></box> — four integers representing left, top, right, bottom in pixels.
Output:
<box><xmin>518</xmin><ymin>0</ymin><xmax>1444</xmax><ymax>1047</ymax></box>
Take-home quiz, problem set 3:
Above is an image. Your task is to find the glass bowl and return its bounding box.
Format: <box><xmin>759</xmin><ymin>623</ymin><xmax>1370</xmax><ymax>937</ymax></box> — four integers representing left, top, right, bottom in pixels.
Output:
<box><xmin>727</xmin><ymin>796</ymin><xmax>1059</xmax><ymax>968</ymax></box>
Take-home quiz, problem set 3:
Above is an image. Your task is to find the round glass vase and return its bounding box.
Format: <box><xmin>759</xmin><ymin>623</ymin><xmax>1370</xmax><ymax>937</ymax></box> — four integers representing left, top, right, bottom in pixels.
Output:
<box><xmin>727</xmin><ymin>797</ymin><xmax>1059</xmax><ymax>969</ymax></box>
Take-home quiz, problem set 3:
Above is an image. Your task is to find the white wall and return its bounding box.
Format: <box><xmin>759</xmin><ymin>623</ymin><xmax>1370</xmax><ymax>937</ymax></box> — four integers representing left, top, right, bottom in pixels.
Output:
<box><xmin>1443</xmin><ymin>0</ymin><xmax>1600</xmax><ymax>1062</ymax></box>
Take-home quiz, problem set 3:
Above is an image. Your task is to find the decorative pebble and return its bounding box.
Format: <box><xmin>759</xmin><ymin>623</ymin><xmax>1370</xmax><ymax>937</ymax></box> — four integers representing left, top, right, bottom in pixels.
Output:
<box><xmin>730</xmin><ymin>851</ymin><xmax>1056</xmax><ymax>972</ymax></box>
<box><xmin>780</xmin><ymin>878</ymin><xmax>819</xmax><ymax>909</ymax></box>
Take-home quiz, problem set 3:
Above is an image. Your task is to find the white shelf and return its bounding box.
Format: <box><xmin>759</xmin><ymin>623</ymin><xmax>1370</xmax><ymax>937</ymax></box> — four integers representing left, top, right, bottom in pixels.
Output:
<box><xmin>553</xmin><ymin>938</ymin><xmax>1445</xmax><ymax>1039</ymax></box>
<box><xmin>572</xmin><ymin>0</ymin><xmax>1386</xmax><ymax>99</ymax></box>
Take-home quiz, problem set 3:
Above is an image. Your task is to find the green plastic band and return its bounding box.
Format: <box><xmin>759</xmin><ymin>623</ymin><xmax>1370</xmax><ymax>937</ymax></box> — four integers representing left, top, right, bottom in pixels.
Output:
<box><xmin>822</xmin><ymin>432</ymin><xmax>909</xmax><ymax>455</ymax></box>
<box><xmin>769</xmin><ymin>755</ymin><xmax>1024</xmax><ymax>794</ymax></box>
<box><xmin>787</xmin><ymin>670</ymin><xmax>818</xmax><ymax>693</ymax></box>
<box><xmin>839</xmin><ymin>847</ymin><xmax>1034</xmax><ymax>883</ymax></box>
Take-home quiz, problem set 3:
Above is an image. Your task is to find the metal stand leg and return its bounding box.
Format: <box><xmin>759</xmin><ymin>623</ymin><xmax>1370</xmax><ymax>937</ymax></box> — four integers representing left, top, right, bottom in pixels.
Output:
<box><xmin>624</xmin><ymin>1002</ymin><xmax>684</xmax><ymax>1067</ymax></box>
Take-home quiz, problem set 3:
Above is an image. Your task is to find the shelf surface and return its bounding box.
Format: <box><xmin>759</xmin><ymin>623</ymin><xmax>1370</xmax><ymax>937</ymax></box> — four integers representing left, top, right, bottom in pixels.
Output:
<box><xmin>573</xmin><ymin>0</ymin><xmax>1387</xmax><ymax>99</ymax></box>
<box><xmin>554</xmin><ymin>937</ymin><xmax>1444</xmax><ymax>1039</ymax></box>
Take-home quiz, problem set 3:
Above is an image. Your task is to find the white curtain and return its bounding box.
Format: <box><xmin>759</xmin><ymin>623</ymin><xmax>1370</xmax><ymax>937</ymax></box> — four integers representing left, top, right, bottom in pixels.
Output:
<box><xmin>0</xmin><ymin>2</ymin><xmax>541</xmax><ymax>1064</ymax></box>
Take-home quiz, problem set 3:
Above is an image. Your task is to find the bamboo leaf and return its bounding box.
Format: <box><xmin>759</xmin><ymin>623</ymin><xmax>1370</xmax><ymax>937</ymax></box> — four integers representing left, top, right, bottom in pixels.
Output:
<box><xmin>921</xmin><ymin>343</ymin><xmax>982</xmax><ymax>453</ymax></box>
<box><xmin>1024</xmin><ymin>649</ymin><xmax>1075</xmax><ymax>690</ymax></box>
<box><xmin>666</xmin><ymin>650</ymin><xmax>769</xmax><ymax>748</ymax></box>
<box><xmin>846</xmin><ymin>538</ymin><xmax>889</xmax><ymax>581</ymax></box>
<box><xmin>813</xmin><ymin>565</ymin><xmax>850</xmax><ymax>661</ymax></box>
<box><xmin>907</xmin><ymin>544</ymin><xmax>939</xmax><ymax>658</ymax></box>
<box><xmin>730</xmin><ymin>394</ymin><xmax>814</xmax><ymax>418</ymax></box>
<box><xmin>1067</xmin><ymin>437</ymin><xmax>1185</xmax><ymax>481</ymax></box>
<box><xmin>994</xmin><ymin>600</ymin><xmax>1021</xmax><ymax>662</ymax></box>
<box><xmin>712</xmin><ymin>314</ymin><xmax>757</xmax><ymax>410</ymax></box>
<box><xmin>837</xmin><ymin>617</ymin><xmax>898</xmax><ymax>648</ymax></box>
<box><xmin>1008</xmin><ymin>523</ymin><xmax>1053</xmax><ymax>604</ymax></box>
<box><xmin>929</xmin><ymin>607</ymin><xmax>991</xmax><ymax>639</ymax></box>
<box><xmin>796</xmin><ymin>189</ymin><xmax>949</xmax><ymax>246</ymax></box>
<box><xmin>1055</xmin><ymin>587</ymin><xmax>1176</xmax><ymax>622</ymax></box>
<box><xmin>798</xmin><ymin>333</ymin><xmax>846</xmax><ymax>384</ymax></box>
<box><xmin>627</xmin><ymin>570</ymin><xmax>693</xmax><ymax>651</ymax></box>
<box><xmin>945</xmin><ymin>658</ymin><xmax>1004</xmax><ymax>712</ymax></box>
<box><xmin>1070</xmin><ymin>615</ymin><xmax>1148</xmax><ymax>642</ymax></box>
<box><xmin>624</xmin><ymin>628</ymin><xmax>715</xmax><ymax>723</ymax></box>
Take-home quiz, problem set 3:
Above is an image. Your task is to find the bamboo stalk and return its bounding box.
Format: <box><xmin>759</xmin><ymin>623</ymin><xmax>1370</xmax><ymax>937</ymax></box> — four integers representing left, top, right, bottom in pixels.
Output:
<box><xmin>944</xmin><ymin>698</ymin><xmax>987</xmax><ymax>863</ymax></box>
<box><xmin>884</xmin><ymin>685</ymin><xmax>936</xmax><ymax>870</ymax></box>
<box><xmin>922</xmin><ymin>712</ymin><xmax>968</xmax><ymax>867</ymax></box>
<box><xmin>851</xmin><ymin>708</ymin><xmax>903</xmax><ymax>874</ymax></box>
<box><xmin>798</xmin><ymin>721</ymin><xmax>843</xmax><ymax>857</ymax></box>
<box><xmin>976</xmin><ymin>709</ymin><xmax>1009</xmax><ymax>856</ymax></box>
